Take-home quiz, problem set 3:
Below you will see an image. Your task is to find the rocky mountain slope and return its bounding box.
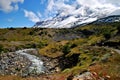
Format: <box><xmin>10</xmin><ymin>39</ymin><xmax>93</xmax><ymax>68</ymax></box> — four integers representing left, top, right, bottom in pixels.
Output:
<box><xmin>93</xmin><ymin>15</ymin><xmax>120</xmax><ymax>23</ymax></box>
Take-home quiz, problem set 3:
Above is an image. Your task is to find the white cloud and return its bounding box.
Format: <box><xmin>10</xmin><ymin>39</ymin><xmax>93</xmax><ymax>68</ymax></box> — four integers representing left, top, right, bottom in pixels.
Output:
<box><xmin>0</xmin><ymin>0</ymin><xmax>24</xmax><ymax>13</ymax></box>
<box><xmin>47</xmin><ymin>0</ymin><xmax>55</xmax><ymax>11</ymax></box>
<box><xmin>104</xmin><ymin>0</ymin><xmax>120</xmax><ymax>6</ymax></box>
<box><xmin>77</xmin><ymin>0</ymin><xmax>100</xmax><ymax>8</ymax></box>
<box><xmin>46</xmin><ymin>0</ymin><xmax>76</xmax><ymax>17</ymax></box>
<box><xmin>37</xmin><ymin>12</ymin><xmax>42</xmax><ymax>18</ymax></box>
<box><xmin>24</xmin><ymin>10</ymin><xmax>40</xmax><ymax>23</ymax></box>
<box><xmin>7</xmin><ymin>18</ymin><xmax>13</xmax><ymax>22</ymax></box>
<box><xmin>47</xmin><ymin>0</ymin><xmax>75</xmax><ymax>12</ymax></box>
<box><xmin>40</xmin><ymin>0</ymin><xmax>46</xmax><ymax>4</ymax></box>
<box><xmin>45</xmin><ymin>0</ymin><xmax>120</xmax><ymax>18</ymax></box>
<box><xmin>76</xmin><ymin>0</ymin><xmax>119</xmax><ymax>8</ymax></box>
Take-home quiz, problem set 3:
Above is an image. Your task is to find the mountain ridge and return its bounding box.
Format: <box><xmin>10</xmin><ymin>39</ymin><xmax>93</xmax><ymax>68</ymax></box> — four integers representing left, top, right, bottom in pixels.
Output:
<box><xmin>93</xmin><ymin>15</ymin><xmax>120</xmax><ymax>24</ymax></box>
<box><xmin>34</xmin><ymin>15</ymin><xmax>120</xmax><ymax>28</ymax></box>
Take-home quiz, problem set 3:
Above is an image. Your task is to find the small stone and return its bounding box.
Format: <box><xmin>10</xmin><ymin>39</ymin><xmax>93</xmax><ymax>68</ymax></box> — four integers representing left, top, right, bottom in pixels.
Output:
<box><xmin>106</xmin><ymin>75</ymin><xmax>111</xmax><ymax>79</ymax></box>
<box><xmin>55</xmin><ymin>67</ymin><xmax>60</xmax><ymax>72</ymax></box>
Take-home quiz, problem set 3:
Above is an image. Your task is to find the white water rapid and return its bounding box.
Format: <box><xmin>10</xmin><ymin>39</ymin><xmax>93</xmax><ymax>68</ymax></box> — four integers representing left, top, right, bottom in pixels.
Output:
<box><xmin>15</xmin><ymin>49</ymin><xmax>45</xmax><ymax>74</ymax></box>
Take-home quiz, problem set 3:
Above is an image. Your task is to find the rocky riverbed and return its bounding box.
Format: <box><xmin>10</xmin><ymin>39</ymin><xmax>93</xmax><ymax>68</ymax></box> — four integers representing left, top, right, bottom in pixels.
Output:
<box><xmin>0</xmin><ymin>51</ymin><xmax>31</xmax><ymax>76</ymax></box>
<box><xmin>0</xmin><ymin>49</ymin><xmax>61</xmax><ymax>77</ymax></box>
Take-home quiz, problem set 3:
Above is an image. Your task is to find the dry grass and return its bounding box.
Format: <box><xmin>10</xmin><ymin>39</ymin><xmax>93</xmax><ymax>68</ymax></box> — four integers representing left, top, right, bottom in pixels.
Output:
<box><xmin>89</xmin><ymin>51</ymin><xmax>120</xmax><ymax>80</ymax></box>
<box><xmin>0</xmin><ymin>73</ymin><xmax>69</xmax><ymax>80</ymax></box>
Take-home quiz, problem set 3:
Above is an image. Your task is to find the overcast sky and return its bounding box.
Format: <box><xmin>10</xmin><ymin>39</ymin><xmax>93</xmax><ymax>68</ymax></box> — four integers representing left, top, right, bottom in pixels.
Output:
<box><xmin>0</xmin><ymin>0</ymin><xmax>120</xmax><ymax>28</ymax></box>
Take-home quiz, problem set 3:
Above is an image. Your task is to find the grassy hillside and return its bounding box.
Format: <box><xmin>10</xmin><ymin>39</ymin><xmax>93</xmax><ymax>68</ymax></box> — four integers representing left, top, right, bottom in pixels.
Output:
<box><xmin>0</xmin><ymin>22</ymin><xmax>120</xmax><ymax>80</ymax></box>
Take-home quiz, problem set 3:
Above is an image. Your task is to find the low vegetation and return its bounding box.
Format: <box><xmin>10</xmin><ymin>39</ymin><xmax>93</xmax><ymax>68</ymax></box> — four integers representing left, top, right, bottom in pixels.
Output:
<box><xmin>0</xmin><ymin>22</ymin><xmax>120</xmax><ymax>79</ymax></box>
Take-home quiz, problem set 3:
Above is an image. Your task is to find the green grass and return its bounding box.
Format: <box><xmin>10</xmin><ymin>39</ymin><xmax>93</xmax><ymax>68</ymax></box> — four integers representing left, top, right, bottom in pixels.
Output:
<box><xmin>0</xmin><ymin>22</ymin><xmax>120</xmax><ymax>79</ymax></box>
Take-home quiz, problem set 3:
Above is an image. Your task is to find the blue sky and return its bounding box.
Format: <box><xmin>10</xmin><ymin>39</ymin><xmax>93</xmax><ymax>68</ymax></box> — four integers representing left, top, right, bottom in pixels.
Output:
<box><xmin>0</xmin><ymin>0</ymin><xmax>48</xmax><ymax>28</ymax></box>
<box><xmin>0</xmin><ymin>0</ymin><xmax>120</xmax><ymax>28</ymax></box>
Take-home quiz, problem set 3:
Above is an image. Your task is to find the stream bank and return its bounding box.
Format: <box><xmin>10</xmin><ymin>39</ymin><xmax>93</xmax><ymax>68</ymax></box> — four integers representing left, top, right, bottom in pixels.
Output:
<box><xmin>0</xmin><ymin>49</ymin><xmax>61</xmax><ymax>77</ymax></box>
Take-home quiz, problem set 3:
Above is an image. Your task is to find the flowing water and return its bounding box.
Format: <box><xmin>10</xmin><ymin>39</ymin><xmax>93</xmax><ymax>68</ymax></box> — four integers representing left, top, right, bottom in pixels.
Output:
<box><xmin>16</xmin><ymin>49</ymin><xmax>45</xmax><ymax>74</ymax></box>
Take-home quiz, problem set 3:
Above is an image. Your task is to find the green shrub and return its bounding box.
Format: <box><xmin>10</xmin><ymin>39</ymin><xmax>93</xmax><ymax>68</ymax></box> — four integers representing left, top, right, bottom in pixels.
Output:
<box><xmin>25</xmin><ymin>44</ymin><xmax>37</xmax><ymax>48</ymax></box>
<box><xmin>29</xmin><ymin>31</ymin><xmax>34</xmax><ymax>35</ymax></box>
<box><xmin>37</xmin><ymin>41</ymin><xmax>48</xmax><ymax>48</ymax></box>
<box><xmin>87</xmin><ymin>35</ymin><xmax>105</xmax><ymax>45</ymax></box>
<box><xmin>0</xmin><ymin>44</ymin><xmax>4</xmax><ymax>53</ymax></box>
<box><xmin>62</xmin><ymin>43</ymin><xmax>71</xmax><ymax>54</ymax></box>
<box><xmin>100</xmin><ymin>53</ymin><xmax>111</xmax><ymax>62</ymax></box>
<box><xmin>8</xmin><ymin>27</ymin><xmax>16</xmax><ymax>30</ymax></box>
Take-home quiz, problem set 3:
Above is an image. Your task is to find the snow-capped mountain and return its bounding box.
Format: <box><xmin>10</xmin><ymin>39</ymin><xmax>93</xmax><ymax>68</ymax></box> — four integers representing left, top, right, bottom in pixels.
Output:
<box><xmin>34</xmin><ymin>6</ymin><xmax>120</xmax><ymax>28</ymax></box>
<box><xmin>93</xmin><ymin>15</ymin><xmax>120</xmax><ymax>23</ymax></box>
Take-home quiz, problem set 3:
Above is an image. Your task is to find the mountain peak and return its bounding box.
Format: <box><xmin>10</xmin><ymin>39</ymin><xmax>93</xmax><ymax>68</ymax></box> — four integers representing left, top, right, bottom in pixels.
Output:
<box><xmin>34</xmin><ymin>6</ymin><xmax>120</xmax><ymax>28</ymax></box>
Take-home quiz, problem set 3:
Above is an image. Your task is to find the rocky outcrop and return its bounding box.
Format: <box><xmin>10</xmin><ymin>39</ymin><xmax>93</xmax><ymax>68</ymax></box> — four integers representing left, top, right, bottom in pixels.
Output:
<box><xmin>72</xmin><ymin>71</ymin><xmax>111</xmax><ymax>80</ymax></box>
<box><xmin>0</xmin><ymin>52</ymin><xmax>31</xmax><ymax>76</ymax></box>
